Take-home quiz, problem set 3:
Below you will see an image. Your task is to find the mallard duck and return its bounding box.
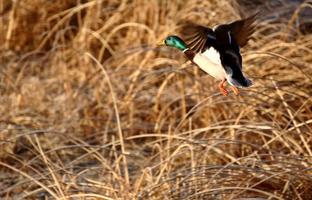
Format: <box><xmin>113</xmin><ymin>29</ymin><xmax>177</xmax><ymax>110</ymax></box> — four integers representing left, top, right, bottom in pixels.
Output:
<box><xmin>159</xmin><ymin>13</ymin><xmax>258</xmax><ymax>96</ymax></box>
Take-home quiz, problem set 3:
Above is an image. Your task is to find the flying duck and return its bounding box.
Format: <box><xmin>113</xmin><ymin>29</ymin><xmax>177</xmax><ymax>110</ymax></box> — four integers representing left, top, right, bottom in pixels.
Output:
<box><xmin>159</xmin><ymin>13</ymin><xmax>258</xmax><ymax>96</ymax></box>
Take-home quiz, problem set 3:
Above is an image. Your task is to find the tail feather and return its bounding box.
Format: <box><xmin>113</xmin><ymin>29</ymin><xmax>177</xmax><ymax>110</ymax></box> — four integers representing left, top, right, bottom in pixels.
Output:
<box><xmin>245</xmin><ymin>78</ymin><xmax>253</xmax><ymax>87</ymax></box>
<box><xmin>228</xmin><ymin>76</ymin><xmax>252</xmax><ymax>88</ymax></box>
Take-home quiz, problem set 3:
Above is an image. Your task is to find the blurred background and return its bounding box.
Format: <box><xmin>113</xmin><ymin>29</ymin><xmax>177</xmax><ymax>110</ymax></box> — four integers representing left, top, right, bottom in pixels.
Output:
<box><xmin>0</xmin><ymin>0</ymin><xmax>312</xmax><ymax>199</ymax></box>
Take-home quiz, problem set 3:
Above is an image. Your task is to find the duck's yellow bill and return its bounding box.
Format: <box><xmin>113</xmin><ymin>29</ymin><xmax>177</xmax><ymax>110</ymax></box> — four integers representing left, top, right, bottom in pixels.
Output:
<box><xmin>157</xmin><ymin>40</ymin><xmax>165</xmax><ymax>46</ymax></box>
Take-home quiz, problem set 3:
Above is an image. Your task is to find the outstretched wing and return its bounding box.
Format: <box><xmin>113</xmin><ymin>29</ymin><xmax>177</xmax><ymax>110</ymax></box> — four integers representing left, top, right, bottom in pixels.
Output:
<box><xmin>214</xmin><ymin>12</ymin><xmax>258</xmax><ymax>47</ymax></box>
<box><xmin>179</xmin><ymin>22</ymin><xmax>217</xmax><ymax>53</ymax></box>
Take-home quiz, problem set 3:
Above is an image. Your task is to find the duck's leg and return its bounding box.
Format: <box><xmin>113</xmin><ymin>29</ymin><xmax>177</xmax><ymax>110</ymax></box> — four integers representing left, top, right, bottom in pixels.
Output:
<box><xmin>231</xmin><ymin>86</ymin><xmax>240</xmax><ymax>96</ymax></box>
<box><xmin>219</xmin><ymin>79</ymin><xmax>228</xmax><ymax>96</ymax></box>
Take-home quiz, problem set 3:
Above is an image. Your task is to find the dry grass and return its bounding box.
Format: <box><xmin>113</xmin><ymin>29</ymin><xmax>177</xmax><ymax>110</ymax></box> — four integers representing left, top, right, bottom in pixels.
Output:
<box><xmin>1</xmin><ymin>0</ymin><xmax>312</xmax><ymax>199</ymax></box>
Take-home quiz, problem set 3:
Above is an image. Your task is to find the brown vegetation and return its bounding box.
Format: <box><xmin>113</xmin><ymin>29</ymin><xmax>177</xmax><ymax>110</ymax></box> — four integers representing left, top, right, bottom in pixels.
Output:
<box><xmin>0</xmin><ymin>0</ymin><xmax>312</xmax><ymax>199</ymax></box>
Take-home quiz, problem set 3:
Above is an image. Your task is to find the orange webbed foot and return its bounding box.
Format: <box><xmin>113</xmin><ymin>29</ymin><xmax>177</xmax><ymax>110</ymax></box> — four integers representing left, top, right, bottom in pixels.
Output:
<box><xmin>219</xmin><ymin>79</ymin><xmax>228</xmax><ymax>96</ymax></box>
<box><xmin>231</xmin><ymin>86</ymin><xmax>240</xmax><ymax>96</ymax></box>
<box><xmin>220</xmin><ymin>88</ymin><xmax>229</xmax><ymax>96</ymax></box>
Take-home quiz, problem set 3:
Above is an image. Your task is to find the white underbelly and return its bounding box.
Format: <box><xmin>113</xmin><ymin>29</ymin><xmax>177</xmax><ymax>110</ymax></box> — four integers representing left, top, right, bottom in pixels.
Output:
<box><xmin>193</xmin><ymin>48</ymin><xmax>226</xmax><ymax>80</ymax></box>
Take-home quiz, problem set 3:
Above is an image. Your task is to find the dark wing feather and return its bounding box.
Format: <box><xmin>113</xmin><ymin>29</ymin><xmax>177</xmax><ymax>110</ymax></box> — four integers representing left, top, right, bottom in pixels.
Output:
<box><xmin>179</xmin><ymin>23</ymin><xmax>216</xmax><ymax>53</ymax></box>
<box><xmin>215</xmin><ymin>12</ymin><xmax>258</xmax><ymax>47</ymax></box>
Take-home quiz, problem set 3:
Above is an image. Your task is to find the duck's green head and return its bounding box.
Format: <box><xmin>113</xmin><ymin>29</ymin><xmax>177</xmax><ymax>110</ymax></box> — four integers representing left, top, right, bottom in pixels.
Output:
<box><xmin>159</xmin><ymin>35</ymin><xmax>188</xmax><ymax>51</ymax></box>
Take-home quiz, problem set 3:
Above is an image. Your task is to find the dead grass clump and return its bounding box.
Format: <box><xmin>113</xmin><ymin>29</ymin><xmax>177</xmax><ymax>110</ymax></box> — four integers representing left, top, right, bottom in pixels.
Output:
<box><xmin>139</xmin><ymin>156</ymin><xmax>312</xmax><ymax>199</ymax></box>
<box><xmin>0</xmin><ymin>0</ymin><xmax>312</xmax><ymax>199</ymax></box>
